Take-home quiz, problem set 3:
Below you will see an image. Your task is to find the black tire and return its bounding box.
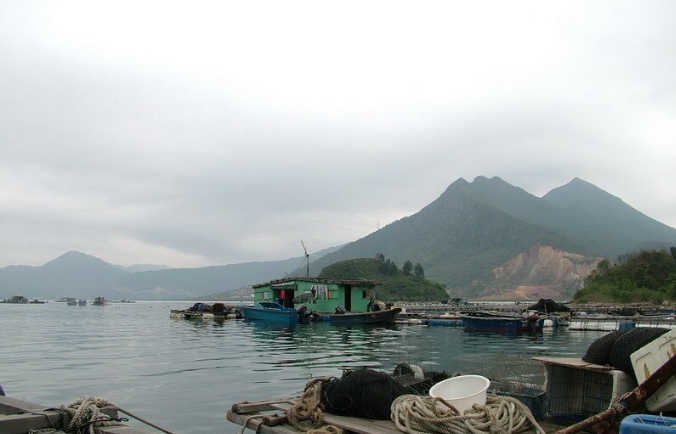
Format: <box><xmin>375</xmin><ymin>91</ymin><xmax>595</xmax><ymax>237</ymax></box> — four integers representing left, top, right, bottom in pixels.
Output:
<box><xmin>582</xmin><ymin>328</ymin><xmax>633</xmax><ymax>365</ymax></box>
<box><xmin>609</xmin><ymin>327</ymin><xmax>670</xmax><ymax>374</ymax></box>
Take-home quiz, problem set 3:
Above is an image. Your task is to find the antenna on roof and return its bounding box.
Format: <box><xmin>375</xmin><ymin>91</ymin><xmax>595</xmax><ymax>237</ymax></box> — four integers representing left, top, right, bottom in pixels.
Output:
<box><xmin>301</xmin><ymin>240</ymin><xmax>310</xmax><ymax>277</ymax></box>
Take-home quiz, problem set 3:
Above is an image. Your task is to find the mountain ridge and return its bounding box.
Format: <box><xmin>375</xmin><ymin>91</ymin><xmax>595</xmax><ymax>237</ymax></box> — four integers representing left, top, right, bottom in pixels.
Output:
<box><xmin>2</xmin><ymin>177</ymin><xmax>675</xmax><ymax>301</ymax></box>
<box><xmin>294</xmin><ymin>176</ymin><xmax>676</xmax><ymax>299</ymax></box>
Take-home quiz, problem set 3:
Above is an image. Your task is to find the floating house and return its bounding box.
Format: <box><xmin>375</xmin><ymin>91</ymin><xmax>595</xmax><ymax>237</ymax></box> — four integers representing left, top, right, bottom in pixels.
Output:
<box><xmin>251</xmin><ymin>277</ymin><xmax>382</xmax><ymax>313</ymax></box>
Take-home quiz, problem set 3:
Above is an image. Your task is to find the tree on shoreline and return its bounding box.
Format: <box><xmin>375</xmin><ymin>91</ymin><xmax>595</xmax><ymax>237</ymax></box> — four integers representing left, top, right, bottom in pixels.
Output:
<box><xmin>574</xmin><ymin>247</ymin><xmax>676</xmax><ymax>303</ymax></box>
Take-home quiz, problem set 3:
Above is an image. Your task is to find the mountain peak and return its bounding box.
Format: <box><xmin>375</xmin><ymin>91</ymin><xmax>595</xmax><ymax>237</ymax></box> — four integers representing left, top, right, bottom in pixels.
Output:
<box><xmin>447</xmin><ymin>177</ymin><xmax>470</xmax><ymax>188</ymax></box>
<box><xmin>471</xmin><ymin>175</ymin><xmax>508</xmax><ymax>185</ymax></box>
<box><xmin>41</xmin><ymin>251</ymin><xmax>125</xmax><ymax>275</ymax></box>
<box><xmin>543</xmin><ymin>178</ymin><xmax>623</xmax><ymax>207</ymax></box>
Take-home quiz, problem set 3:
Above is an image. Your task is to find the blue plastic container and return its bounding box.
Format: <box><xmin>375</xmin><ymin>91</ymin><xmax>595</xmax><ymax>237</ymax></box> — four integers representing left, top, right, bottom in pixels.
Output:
<box><xmin>619</xmin><ymin>414</ymin><xmax>676</xmax><ymax>434</ymax></box>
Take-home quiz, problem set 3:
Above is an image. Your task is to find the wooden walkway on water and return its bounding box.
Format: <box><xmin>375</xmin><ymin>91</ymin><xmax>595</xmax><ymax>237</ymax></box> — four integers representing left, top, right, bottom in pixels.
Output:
<box><xmin>226</xmin><ymin>397</ymin><xmax>570</xmax><ymax>434</ymax></box>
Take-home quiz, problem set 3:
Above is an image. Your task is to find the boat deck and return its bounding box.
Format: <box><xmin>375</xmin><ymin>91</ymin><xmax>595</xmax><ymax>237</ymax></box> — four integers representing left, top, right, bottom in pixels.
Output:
<box><xmin>0</xmin><ymin>395</ymin><xmax>154</xmax><ymax>434</ymax></box>
<box><xmin>226</xmin><ymin>396</ymin><xmax>571</xmax><ymax>434</ymax></box>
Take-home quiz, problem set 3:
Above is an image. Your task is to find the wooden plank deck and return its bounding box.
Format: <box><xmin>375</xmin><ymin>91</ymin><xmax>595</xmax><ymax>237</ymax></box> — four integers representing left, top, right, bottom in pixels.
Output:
<box><xmin>0</xmin><ymin>396</ymin><xmax>155</xmax><ymax>434</ymax></box>
<box><xmin>227</xmin><ymin>397</ymin><xmax>571</xmax><ymax>434</ymax></box>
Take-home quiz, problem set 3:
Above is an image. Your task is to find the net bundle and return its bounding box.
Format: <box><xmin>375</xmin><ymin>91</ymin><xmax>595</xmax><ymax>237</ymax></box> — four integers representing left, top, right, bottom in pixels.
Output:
<box><xmin>321</xmin><ymin>368</ymin><xmax>408</xmax><ymax>420</ymax></box>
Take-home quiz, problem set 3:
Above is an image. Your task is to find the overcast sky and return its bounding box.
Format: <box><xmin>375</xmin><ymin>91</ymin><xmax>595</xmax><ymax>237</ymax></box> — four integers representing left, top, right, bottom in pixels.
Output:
<box><xmin>1</xmin><ymin>1</ymin><xmax>675</xmax><ymax>269</ymax></box>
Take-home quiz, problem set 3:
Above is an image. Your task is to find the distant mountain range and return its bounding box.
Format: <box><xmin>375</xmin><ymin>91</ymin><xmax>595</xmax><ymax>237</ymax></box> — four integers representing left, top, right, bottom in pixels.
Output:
<box><xmin>2</xmin><ymin>176</ymin><xmax>675</xmax><ymax>301</ymax></box>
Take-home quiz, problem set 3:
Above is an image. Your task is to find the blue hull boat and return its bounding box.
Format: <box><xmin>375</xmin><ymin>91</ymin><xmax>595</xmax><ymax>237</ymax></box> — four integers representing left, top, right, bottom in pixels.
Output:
<box><xmin>460</xmin><ymin>311</ymin><xmax>543</xmax><ymax>333</ymax></box>
<box><xmin>240</xmin><ymin>302</ymin><xmax>300</xmax><ymax>326</ymax></box>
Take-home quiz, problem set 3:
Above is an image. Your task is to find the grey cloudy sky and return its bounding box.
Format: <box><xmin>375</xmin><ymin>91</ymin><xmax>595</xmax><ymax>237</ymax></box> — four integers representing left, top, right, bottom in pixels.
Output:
<box><xmin>1</xmin><ymin>1</ymin><xmax>675</xmax><ymax>268</ymax></box>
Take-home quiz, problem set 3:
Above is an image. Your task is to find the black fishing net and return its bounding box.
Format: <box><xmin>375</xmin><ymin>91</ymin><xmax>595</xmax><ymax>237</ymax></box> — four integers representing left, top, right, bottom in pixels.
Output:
<box><xmin>582</xmin><ymin>328</ymin><xmax>633</xmax><ymax>365</ymax></box>
<box><xmin>609</xmin><ymin>327</ymin><xmax>670</xmax><ymax>374</ymax></box>
<box><xmin>321</xmin><ymin>368</ymin><xmax>408</xmax><ymax>420</ymax></box>
<box><xmin>527</xmin><ymin>299</ymin><xmax>571</xmax><ymax>313</ymax></box>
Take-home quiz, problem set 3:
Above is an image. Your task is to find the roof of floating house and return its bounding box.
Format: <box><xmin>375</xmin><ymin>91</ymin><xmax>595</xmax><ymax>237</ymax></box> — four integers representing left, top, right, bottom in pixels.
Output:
<box><xmin>252</xmin><ymin>277</ymin><xmax>381</xmax><ymax>289</ymax></box>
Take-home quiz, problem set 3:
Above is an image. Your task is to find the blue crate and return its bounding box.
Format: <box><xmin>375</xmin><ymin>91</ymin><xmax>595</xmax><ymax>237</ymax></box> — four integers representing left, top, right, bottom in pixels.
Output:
<box><xmin>620</xmin><ymin>414</ymin><xmax>676</xmax><ymax>434</ymax></box>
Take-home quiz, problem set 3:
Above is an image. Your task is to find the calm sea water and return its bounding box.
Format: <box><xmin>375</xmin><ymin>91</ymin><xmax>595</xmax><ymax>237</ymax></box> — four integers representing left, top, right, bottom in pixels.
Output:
<box><xmin>1</xmin><ymin>301</ymin><xmax>605</xmax><ymax>434</ymax></box>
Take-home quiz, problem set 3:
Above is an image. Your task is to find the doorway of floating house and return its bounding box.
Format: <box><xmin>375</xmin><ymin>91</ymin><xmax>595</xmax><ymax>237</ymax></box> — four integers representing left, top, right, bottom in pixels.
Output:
<box><xmin>344</xmin><ymin>285</ymin><xmax>352</xmax><ymax>311</ymax></box>
<box><xmin>284</xmin><ymin>290</ymin><xmax>294</xmax><ymax>308</ymax></box>
<box><xmin>275</xmin><ymin>288</ymin><xmax>295</xmax><ymax>308</ymax></box>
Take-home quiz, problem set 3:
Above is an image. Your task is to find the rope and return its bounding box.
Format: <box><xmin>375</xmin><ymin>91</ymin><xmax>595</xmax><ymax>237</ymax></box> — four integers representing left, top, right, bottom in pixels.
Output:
<box><xmin>115</xmin><ymin>405</ymin><xmax>180</xmax><ymax>434</ymax></box>
<box><xmin>60</xmin><ymin>396</ymin><xmax>126</xmax><ymax>434</ymax></box>
<box><xmin>286</xmin><ymin>379</ymin><xmax>343</xmax><ymax>434</ymax></box>
<box><xmin>239</xmin><ymin>415</ymin><xmax>263</xmax><ymax>434</ymax></box>
<box><xmin>391</xmin><ymin>394</ymin><xmax>546</xmax><ymax>434</ymax></box>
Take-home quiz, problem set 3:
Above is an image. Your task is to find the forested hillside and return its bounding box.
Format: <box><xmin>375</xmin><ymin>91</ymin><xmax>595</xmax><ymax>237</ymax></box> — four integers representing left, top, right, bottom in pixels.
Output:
<box><xmin>319</xmin><ymin>257</ymin><xmax>448</xmax><ymax>302</ymax></box>
<box><xmin>574</xmin><ymin>248</ymin><xmax>676</xmax><ymax>303</ymax></box>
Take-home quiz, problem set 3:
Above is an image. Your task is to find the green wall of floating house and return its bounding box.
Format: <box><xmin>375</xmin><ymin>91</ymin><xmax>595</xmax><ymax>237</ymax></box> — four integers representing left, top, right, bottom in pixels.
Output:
<box><xmin>252</xmin><ymin>279</ymin><xmax>378</xmax><ymax>312</ymax></box>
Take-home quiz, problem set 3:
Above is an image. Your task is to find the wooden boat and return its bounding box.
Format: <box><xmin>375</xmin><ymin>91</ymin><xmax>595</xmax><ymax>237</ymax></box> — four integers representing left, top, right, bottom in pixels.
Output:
<box><xmin>245</xmin><ymin>277</ymin><xmax>400</xmax><ymax>326</ymax></box>
<box><xmin>170</xmin><ymin>302</ymin><xmax>242</xmax><ymax>320</ymax></box>
<box><xmin>0</xmin><ymin>394</ymin><xmax>160</xmax><ymax>434</ymax></box>
<box><xmin>460</xmin><ymin>310</ymin><xmax>543</xmax><ymax>332</ymax></box>
<box><xmin>318</xmin><ymin>307</ymin><xmax>402</xmax><ymax>326</ymax></box>
<box><xmin>226</xmin><ymin>396</ymin><xmax>570</xmax><ymax>434</ymax></box>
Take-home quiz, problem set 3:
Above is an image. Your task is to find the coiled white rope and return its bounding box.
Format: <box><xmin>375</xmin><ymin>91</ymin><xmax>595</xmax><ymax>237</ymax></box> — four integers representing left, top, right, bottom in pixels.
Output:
<box><xmin>391</xmin><ymin>394</ymin><xmax>546</xmax><ymax>434</ymax></box>
<box><xmin>60</xmin><ymin>396</ymin><xmax>126</xmax><ymax>434</ymax></box>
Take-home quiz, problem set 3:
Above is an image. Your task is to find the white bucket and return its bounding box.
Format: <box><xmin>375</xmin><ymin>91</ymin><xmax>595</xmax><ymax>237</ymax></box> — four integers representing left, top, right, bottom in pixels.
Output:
<box><xmin>429</xmin><ymin>375</ymin><xmax>490</xmax><ymax>413</ymax></box>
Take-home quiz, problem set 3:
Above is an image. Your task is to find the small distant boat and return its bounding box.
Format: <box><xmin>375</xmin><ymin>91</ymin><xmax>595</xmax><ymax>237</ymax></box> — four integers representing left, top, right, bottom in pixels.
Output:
<box><xmin>0</xmin><ymin>295</ymin><xmax>44</xmax><ymax>304</ymax></box>
<box><xmin>170</xmin><ymin>302</ymin><xmax>242</xmax><ymax>321</ymax></box>
<box><xmin>92</xmin><ymin>296</ymin><xmax>106</xmax><ymax>306</ymax></box>
<box><xmin>1</xmin><ymin>295</ymin><xmax>29</xmax><ymax>304</ymax></box>
<box><xmin>460</xmin><ymin>310</ymin><xmax>543</xmax><ymax>332</ymax></box>
<box><xmin>57</xmin><ymin>297</ymin><xmax>76</xmax><ymax>303</ymax></box>
<box><xmin>66</xmin><ymin>298</ymin><xmax>86</xmax><ymax>306</ymax></box>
